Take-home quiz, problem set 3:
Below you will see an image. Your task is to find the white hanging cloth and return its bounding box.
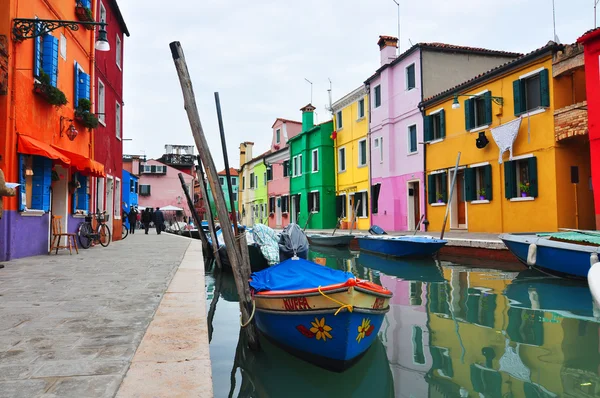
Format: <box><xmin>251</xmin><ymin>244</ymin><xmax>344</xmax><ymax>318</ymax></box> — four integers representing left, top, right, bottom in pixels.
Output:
<box><xmin>490</xmin><ymin>118</ymin><xmax>522</xmax><ymax>164</ymax></box>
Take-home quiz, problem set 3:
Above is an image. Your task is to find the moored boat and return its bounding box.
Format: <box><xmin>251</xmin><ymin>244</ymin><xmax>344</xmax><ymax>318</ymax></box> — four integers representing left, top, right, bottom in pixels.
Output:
<box><xmin>278</xmin><ymin>223</ymin><xmax>309</xmax><ymax>261</ymax></box>
<box><xmin>249</xmin><ymin>258</ymin><xmax>392</xmax><ymax>372</ymax></box>
<box><xmin>500</xmin><ymin>232</ymin><xmax>600</xmax><ymax>278</ymax></box>
<box><xmin>357</xmin><ymin>235</ymin><xmax>447</xmax><ymax>258</ymax></box>
<box><xmin>307</xmin><ymin>234</ymin><xmax>355</xmax><ymax>247</ymax></box>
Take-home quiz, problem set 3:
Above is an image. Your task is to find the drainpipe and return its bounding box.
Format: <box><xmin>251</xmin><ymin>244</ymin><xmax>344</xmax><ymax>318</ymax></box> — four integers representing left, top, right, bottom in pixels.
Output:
<box><xmin>366</xmin><ymin>82</ymin><xmax>373</xmax><ymax>230</ymax></box>
<box><xmin>419</xmin><ymin>50</ymin><xmax>428</xmax><ymax>232</ymax></box>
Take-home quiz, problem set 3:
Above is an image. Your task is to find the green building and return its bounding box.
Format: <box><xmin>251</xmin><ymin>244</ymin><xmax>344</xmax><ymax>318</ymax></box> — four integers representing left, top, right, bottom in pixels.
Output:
<box><xmin>288</xmin><ymin>104</ymin><xmax>336</xmax><ymax>229</ymax></box>
<box><xmin>252</xmin><ymin>161</ymin><xmax>268</xmax><ymax>225</ymax></box>
<box><xmin>207</xmin><ymin>168</ymin><xmax>239</xmax><ymax>218</ymax></box>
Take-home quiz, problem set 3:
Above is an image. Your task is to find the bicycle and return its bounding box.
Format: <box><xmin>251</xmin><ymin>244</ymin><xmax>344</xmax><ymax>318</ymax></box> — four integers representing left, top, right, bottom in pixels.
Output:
<box><xmin>122</xmin><ymin>219</ymin><xmax>129</xmax><ymax>240</ymax></box>
<box><xmin>77</xmin><ymin>211</ymin><xmax>111</xmax><ymax>249</ymax></box>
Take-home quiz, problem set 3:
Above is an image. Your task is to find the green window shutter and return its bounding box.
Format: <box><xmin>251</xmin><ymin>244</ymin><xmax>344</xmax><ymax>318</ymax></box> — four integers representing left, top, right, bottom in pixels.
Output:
<box><xmin>504</xmin><ymin>161</ymin><xmax>516</xmax><ymax>199</ymax></box>
<box><xmin>513</xmin><ymin>79</ymin><xmax>523</xmax><ymax>115</ymax></box>
<box><xmin>528</xmin><ymin>157</ymin><xmax>538</xmax><ymax>197</ymax></box>
<box><xmin>439</xmin><ymin>109</ymin><xmax>446</xmax><ymax>138</ymax></box>
<box><xmin>540</xmin><ymin>69</ymin><xmax>550</xmax><ymax>108</ymax></box>
<box><xmin>441</xmin><ymin>172</ymin><xmax>448</xmax><ymax>202</ymax></box>
<box><xmin>424</xmin><ymin>115</ymin><xmax>433</xmax><ymax>142</ymax></box>
<box><xmin>464</xmin><ymin>98</ymin><xmax>473</xmax><ymax>131</ymax></box>
<box><xmin>427</xmin><ymin>174</ymin><xmax>436</xmax><ymax>204</ymax></box>
<box><xmin>484</xmin><ymin>92</ymin><xmax>492</xmax><ymax>125</ymax></box>
<box><xmin>484</xmin><ymin>164</ymin><xmax>493</xmax><ymax>201</ymax></box>
<box><xmin>464</xmin><ymin>167</ymin><xmax>476</xmax><ymax>202</ymax></box>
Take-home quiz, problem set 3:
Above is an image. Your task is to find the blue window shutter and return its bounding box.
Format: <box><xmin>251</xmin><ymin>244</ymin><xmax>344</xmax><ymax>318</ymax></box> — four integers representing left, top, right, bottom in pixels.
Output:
<box><xmin>78</xmin><ymin>72</ymin><xmax>90</xmax><ymax>102</ymax></box>
<box><xmin>77</xmin><ymin>175</ymin><xmax>89</xmax><ymax>211</ymax></box>
<box><xmin>42</xmin><ymin>35</ymin><xmax>59</xmax><ymax>86</ymax></box>
<box><xmin>84</xmin><ymin>73</ymin><xmax>90</xmax><ymax>100</ymax></box>
<box><xmin>74</xmin><ymin>62</ymin><xmax>80</xmax><ymax>107</ymax></box>
<box><xmin>34</xmin><ymin>29</ymin><xmax>41</xmax><ymax>77</ymax></box>
<box><xmin>81</xmin><ymin>0</ymin><xmax>91</xmax><ymax>9</ymax></box>
<box><xmin>31</xmin><ymin>156</ymin><xmax>46</xmax><ymax>210</ymax></box>
<box><xmin>42</xmin><ymin>158</ymin><xmax>52</xmax><ymax>211</ymax></box>
<box><xmin>18</xmin><ymin>155</ymin><xmax>26</xmax><ymax>211</ymax></box>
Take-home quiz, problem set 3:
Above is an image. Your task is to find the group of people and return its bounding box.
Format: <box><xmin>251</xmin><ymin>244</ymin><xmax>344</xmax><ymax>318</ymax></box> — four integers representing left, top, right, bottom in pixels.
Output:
<box><xmin>123</xmin><ymin>205</ymin><xmax>165</xmax><ymax>235</ymax></box>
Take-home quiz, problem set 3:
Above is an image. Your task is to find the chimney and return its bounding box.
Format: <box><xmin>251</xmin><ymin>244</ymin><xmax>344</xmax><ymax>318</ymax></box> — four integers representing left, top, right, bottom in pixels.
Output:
<box><xmin>239</xmin><ymin>141</ymin><xmax>254</xmax><ymax>167</ymax></box>
<box><xmin>300</xmin><ymin>104</ymin><xmax>315</xmax><ymax>132</ymax></box>
<box><xmin>378</xmin><ymin>35</ymin><xmax>398</xmax><ymax>66</ymax></box>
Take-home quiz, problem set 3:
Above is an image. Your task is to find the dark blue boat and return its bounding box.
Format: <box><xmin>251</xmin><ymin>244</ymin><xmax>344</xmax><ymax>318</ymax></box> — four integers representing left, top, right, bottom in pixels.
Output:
<box><xmin>357</xmin><ymin>235</ymin><xmax>447</xmax><ymax>258</ymax></box>
<box><xmin>249</xmin><ymin>258</ymin><xmax>392</xmax><ymax>372</ymax></box>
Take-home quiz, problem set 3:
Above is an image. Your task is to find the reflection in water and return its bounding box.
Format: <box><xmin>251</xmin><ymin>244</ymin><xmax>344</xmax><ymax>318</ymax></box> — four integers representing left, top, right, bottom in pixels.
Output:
<box><xmin>206</xmin><ymin>248</ymin><xmax>600</xmax><ymax>398</ymax></box>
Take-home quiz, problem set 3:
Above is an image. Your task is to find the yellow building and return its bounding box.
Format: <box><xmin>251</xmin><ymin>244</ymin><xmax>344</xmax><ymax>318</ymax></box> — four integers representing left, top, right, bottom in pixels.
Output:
<box><xmin>421</xmin><ymin>42</ymin><xmax>591</xmax><ymax>233</ymax></box>
<box><xmin>332</xmin><ymin>86</ymin><xmax>370</xmax><ymax>230</ymax></box>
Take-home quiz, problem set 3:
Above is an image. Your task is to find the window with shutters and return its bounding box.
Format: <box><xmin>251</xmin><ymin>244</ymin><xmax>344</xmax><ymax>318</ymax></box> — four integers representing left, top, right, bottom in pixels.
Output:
<box><xmin>504</xmin><ymin>156</ymin><xmax>538</xmax><ymax>200</ymax></box>
<box><xmin>464</xmin><ymin>92</ymin><xmax>492</xmax><ymax>131</ymax></box>
<box><xmin>308</xmin><ymin>191</ymin><xmax>320</xmax><ymax>213</ymax></box>
<box><xmin>18</xmin><ymin>155</ymin><xmax>52</xmax><ymax>212</ymax></box>
<box><xmin>355</xmin><ymin>191</ymin><xmax>368</xmax><ymax>218</ymax></box>
<box><xmin>74</xmin><ymin>62</ymin><xmax>91</xmax><ymax>107</ymax></box>
<box><xmin>513</xmin><ymin>69</ymin><xmax>549</xmax><ymax>115</ymax></box>
<box><xmin>115</xmin><ymin>102</ymin><xmax>121</xmax><ymax>139</ymax></box>
<box><xmin>424</xmin><ymin>110</ymin><xmax>445</xmax><ymax>142</ymax></box>
<box><xmin>371</xmin><ymin>183</ymin><xmax>381</xmax><ymax>214</ymax></box>
<box><xmin>114</xmin><ymin>178</ymin><xmax>121</xmax><ymax>219</ymax></box>
<box><xmin>412</xmin><ymin>326</ymin><xmax>425</xmax><ymax>365</ymax></box>
<box><xmin>263</xmin><ymin>172</ymin><xmax>267</xmax><ymax>185</ymax></box>
<box><xmin>427</xmin><ymin>173</ymin><xmax>448</xmax><ymax>204</ymax></box>
<box><xmin>374</xmin><ymin>85</ymin><xmax>381</xmax><ymax>108</ymax></box>
<box><xmin>269</xmin><ymin>197</ymin><xmax>275</xmax><ymax>214</ymax></box>
<box><xmin>139</xmin><ymin>185</ymin><xmax>151</xmax><ymax>196</ymax></box>
<box><xmin>250</xmin><ymin>172</ymin><xmax>255</xmax><ymax>188</ymax></box>
<box><xmin>74</xmin><ymin>174</ymin><xmax>90</xmax><ymax>213</ymax></box>
<box><xmin>35</xmin><ymin>32</ymin><xmax>59</xmax><ymax>85</ymax></box>
<box><xmin>266</xmin><ymin>167</ymin><xmax>272</xmax><ymax>181</ymax></box>
<box><xmin>338</xmin><ymin>147</ymin><xmax>346</xmax><ymax>172</ymax></box>
<box><xmin>99</xmin><ymin>1</ymin><xmax>106</xmax><ymax>22</ymax></box>
<box><xmin>276</xmin><ymin>129</ymin><xmax>281</xmax><ymax>143</ymax></box>
<box><xmin>219</xmin><ymin>177</ymin><xmax>224</xmax><ymax>185</ymax></box>
<box><xmin>336</xmin><ymin>194</ymin><xmax>347</xmax><ymax>218</ymax></box>
<box><xmin>312</xmin><ymin>149</ymin><xmax>319</xmax><ymax>172</ymax></box>
<box><xmin>233</xmin><ymin>191</ymin><xmax>238</xmax><ymax>201</ymax></box>
<box><xmin>336</xmin><ymin>111</ymin><xmax>343</xmax><ymax>130</ymax></box>
<box><xmin>283</xmin><ymin>160</ymin><xmax>290</xmax><ymax>177</ymax></box>
<box><xmin>408</xmin><ymin>125</ymin><xmax>418</xmax><ymax>154</ymax></box>
<box><xmin>116</xmin><ymin>35</ymin><xmax>122</xmax><ymax>69</ymax></box>
<box><xmin>232</xmin><ymin>177</ymin><xmax>237</xmax><ymax>186</ymax></box>
<box><xmin>97</xmin><ymin>79</ymin><xmax>106</xmax><ymax>125</ymax></box>
<box><xmin>406</xmin><ymin>63</ymin><xmax>416</xmax><ymax>90</ymax></box>
<box><xmin>255</xmin><ymin>175</ymin><xmax>258</xmax><ymax>189</ymax></box>
<box><xmin>357</xmin><ymin>98</ymin><xmax>365</xmax><ymax>119</ymax></box>
<box><xmin>464</xmin><ymin>164</ymin><xmax>493</xmax><ymax>202</ymax></box>
<box><xmin>96</xmin><ymin>178</ymin><xmax>105</xmax><ymax>211</ymax></box>
<box><xmin>281</xmin><ymin>195</ymin><xmax>289</xmax><ymax>213</ymax></box>
<box><xmin>358</xmin><ymin>139</ymin><xmax>367</xmax><ymax>167</ymax></box>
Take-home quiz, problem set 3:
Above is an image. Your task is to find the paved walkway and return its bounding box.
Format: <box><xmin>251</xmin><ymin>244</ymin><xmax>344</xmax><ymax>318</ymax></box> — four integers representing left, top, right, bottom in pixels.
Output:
<box><xmin>0</xmin><ymin>230</ymin><xmax>210</xmax><ymax>397</ymax></box>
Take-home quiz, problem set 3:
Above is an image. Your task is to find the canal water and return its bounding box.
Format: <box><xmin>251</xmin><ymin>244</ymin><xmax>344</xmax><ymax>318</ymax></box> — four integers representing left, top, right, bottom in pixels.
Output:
<box><xmin>205</xmin><ymin>247</ymin><xmax>600</xmax><ymax>397</ymax></box>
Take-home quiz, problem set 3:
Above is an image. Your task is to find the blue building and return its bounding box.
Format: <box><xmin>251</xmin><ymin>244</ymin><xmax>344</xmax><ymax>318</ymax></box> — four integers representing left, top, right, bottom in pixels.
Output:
<box><xmin>122</xmin><ymin>170</ymin><xmax>139</xmax><ymax>228</ymax></box>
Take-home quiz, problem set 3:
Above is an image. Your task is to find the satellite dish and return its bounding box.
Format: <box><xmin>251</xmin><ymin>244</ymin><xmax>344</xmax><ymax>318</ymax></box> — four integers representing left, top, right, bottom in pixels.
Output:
<box><xmin>476</xmin><ymin>131</ymin><xmax>489</xmax><ymax>149</ymax></box>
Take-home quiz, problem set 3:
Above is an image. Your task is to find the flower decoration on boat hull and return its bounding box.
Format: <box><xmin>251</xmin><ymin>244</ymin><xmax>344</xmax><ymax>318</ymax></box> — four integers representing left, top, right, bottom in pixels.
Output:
<box><xmin>296</xmin><ymin>317</ymin><xmax>333</xmax><ymax>341</ymax></box>
<box><xmin>356</xmin><ymin>318</ymin><xmax>375</xmax><ymax>343</ymax></box>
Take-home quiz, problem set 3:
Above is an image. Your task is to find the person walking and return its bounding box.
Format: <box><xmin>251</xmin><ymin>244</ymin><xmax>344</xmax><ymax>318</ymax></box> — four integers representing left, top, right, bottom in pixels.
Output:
<box><xmin>127</xmin><ymin>206</ymin><xmax>138</xmax><ymax>234</ymax></box>
<box><xmin>154</xmin><ymin>207</ymin><xmax>164</xmax><ymax>235</ymax></box>
<box><xmin>0</xmin><ymin>168</ymin><xmax>16</xmax><ymax>269</ymax></box>
<box><xmin>142</xmin><ymin>208</ymin><xmax>152</xmax><ymax>234</ymax></box>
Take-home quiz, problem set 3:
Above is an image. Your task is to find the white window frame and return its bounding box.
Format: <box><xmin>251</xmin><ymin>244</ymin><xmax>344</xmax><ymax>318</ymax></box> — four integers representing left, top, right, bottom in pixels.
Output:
<box><xmin>115</xmin><ymin>101</ymin><xmax>121</xmax><ymax>140</ymax></box>
<box><xmin>406</xmin><ymin>63</ymin><xmax>416</xmax><ymax>91</ymax></box>
<box><xmin>407</xmin><ymin>124</ymin><xmax>418</xmax><ymax>155</ymax></box>
<box><xmin>116</xmin><ymin>35</ymin><xmax>122</xmax><ymax>70</ymax></box>
<box><xmin>298</xmin><ymin>154</ymin><xmax>303</xmax><ymax>176</ymax></box>
<box><xmin>292</xmin><ymin>156</ymin><xmax>297</xmax><ymax>177</ymax></box>
<box><xmin>96</xmin><ymin>177</ymin><xmax>105</xmax><ymax>212</ymax></box>
<box><xmin>276</xmin><ymin>128</ymin><xmax>281</xmax><ymax>143</ymax></box>
<box><xmin>357</xmin><ymin>139</ymin><xmax>368</xmax><ymax>168</ymax></box>
<box><xmin>97</xmin><ymin>79</ymin><xmax>106</xmax><ymax>126</ymax></box>
<box><xmin>356</xmin><ymin>190</ymin><xmax>368</xmax><ymax>218</ymax></box>
<box><xmin>357</xmin><ymin>98</ymin><xmax>365</xmax><ymax>119</ymax></box>
<box><xmin>99</xmin><ymin>1</ymin><xmax>107</xmax><ymax>23</ymax></box>
<box><xmin>336</xmin><ymin>110</ymin><xmax>343</xmax><ymax>130</ymax></box>
<box><xmin>60</xmin><ymin>33</ymin><xmax>67</xmax><ymax>60</ymax></box>
<box><xmin>114</xmin><ymin>177</ymin><xmax>121</xmax><ymax>219</ymax></box>
<box><xmin>309</xmin><ymin>190</ymin><xmax>319</xmax><ymax>213</ymax></box>
<box><xmin>338</xmin><ymin>147</ymin><xmax>346</xmax><ymax>172</ymax></box>
<box><xmin>311</xmin><ymin>149</ymin><xmax>319</xmax><ymax>173</ymax></box>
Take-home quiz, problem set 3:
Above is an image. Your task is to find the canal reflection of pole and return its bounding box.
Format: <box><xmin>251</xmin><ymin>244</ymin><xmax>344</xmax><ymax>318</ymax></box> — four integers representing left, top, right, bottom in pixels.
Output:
<box><xmin>207</xmin><ymin>264</ymin><xmax>223</xmax><ymax>343</ymax></box>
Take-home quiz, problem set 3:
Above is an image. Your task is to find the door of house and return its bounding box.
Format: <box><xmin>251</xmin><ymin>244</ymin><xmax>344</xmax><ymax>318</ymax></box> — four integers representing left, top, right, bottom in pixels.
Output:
<box><xmin>50</xmin><ymin>165</ymin><xmax>69</xmax><ymax>245</ymax></box>
<box><xmin>407</xmin><ymin>181</ymin><xmax>421</xmax><ymax>230</ymax></box>
<box><xmin>348</xmin><ymin>194</ymin><xmax>355</xmax><ymax>228</ymax></box>
<box><xmin>276</xmin><ymin>196</ymin><xmax>282</xmax><ymax>227</ymax></box>
<box><xmin>457</xmin><ymin>170</ymin><xmax>466</xmax><ymax>226</ymax></box>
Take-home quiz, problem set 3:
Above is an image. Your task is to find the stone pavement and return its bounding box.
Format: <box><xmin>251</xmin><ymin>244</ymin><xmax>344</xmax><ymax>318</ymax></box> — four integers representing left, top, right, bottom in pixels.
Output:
<box><xmin>0</xmin><ymin>230</ymin><xmax>206</xmax><ymax>398</ymax></box>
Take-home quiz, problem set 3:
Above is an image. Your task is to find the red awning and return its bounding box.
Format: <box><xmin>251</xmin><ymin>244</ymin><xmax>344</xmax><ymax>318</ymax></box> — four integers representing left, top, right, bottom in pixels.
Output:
<box><xmin>50</xmin><ymin>145</ymin><xmax>105</xmax><ymax>177</ymax></box>
<box><xmin>17</xmin><ymin>135</ymin><xmax>71</xmax><ymax>165</ymax></box>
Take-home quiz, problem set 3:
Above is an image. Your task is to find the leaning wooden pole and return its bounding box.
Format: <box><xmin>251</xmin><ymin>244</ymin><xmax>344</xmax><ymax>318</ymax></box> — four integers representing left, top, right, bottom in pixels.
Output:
<box><xmin>195</xmin><ymin>160</ymin><xmax>222</xmax><ymax>270</ymax></box>
<box><xmin>440</xmin><ymin>152</ymin><xmax>461</xmax><ymax>240</ymax></box>
<box><xmin>178</xmin><ymin>172</ymin><xmax>210</xmax><ymax>254</ymax></box>
<box><xmin>170</xmin><ymin>41</ymin><xmax>258</xmax><ymax>349</ymax></box>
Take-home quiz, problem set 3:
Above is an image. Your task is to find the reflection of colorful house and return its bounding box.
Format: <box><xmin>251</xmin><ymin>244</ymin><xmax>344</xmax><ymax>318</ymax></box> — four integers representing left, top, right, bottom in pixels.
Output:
<box><xmin>265</xmin><ymin>118</ymin><xmax>302</xmax><ymax>229</ymax></box>
<box><xmin>422</xmin><ymin>42</ymin><xmax>592</xmax><ymax>233</ymax></box>
<box><xmin>426</xmin><ymin>267</ymin><xmax>600</xmax><ymax>397</ymax></box>
<box><xmin>0</xmin><ymin>0</ymin><xmax>105</xmax><ymax>260</ymax></box>
<box><xmin>332</xmin><ymin>86</ymin><xmax>370</xmax><ymax>230</ymax></box>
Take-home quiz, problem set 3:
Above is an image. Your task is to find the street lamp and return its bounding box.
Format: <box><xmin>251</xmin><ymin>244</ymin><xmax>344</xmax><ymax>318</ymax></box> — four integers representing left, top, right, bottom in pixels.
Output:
<box><xmin>451</xmin><ymin>94</ymin><xmax>504</xmax><ymax>109</ymax></box>
<box><xmin>12</xmin><ymin>18</ymin><xmax>110</xmax><ymax>51</ymax></box>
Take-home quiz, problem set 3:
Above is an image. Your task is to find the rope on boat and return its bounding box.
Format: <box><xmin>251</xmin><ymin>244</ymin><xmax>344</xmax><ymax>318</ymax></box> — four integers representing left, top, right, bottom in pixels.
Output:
<box><xmin>240</xmin><ymin>300</ymin><xmax>256</xmax><ymax>328</ymax></box>
<box><xmin>318</xmin><ymin>286</ymin><xmax>353</xmax><ymax>316</ymax></box>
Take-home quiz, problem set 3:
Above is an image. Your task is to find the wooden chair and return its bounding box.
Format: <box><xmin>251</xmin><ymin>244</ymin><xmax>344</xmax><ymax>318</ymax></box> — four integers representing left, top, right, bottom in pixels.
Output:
<box><xmin>50</xmin><ymin>215</ymin><xmax>79</xmax><ymax>255</ymax></box>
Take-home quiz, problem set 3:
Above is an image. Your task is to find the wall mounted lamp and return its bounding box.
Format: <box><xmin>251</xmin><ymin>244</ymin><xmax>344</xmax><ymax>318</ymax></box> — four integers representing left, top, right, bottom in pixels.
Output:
<box><xmin>12</xmin><ymin>18</ymin><xmax>110</xmax><ymax>51</ymax></box>
<box><xmin>60</xmin><ymin>116</ymin><xmax>79</xmax><ymax>141</ymax></box>
<box><xmin>451</xmin><ymin>94</ymin><xmax>504</xmax><ymax>109</ymax></box>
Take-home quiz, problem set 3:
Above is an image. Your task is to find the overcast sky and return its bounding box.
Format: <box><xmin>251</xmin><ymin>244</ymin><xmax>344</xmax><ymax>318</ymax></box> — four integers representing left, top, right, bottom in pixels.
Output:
<box><xmin>119</xmin><ymin>0</ymin><xmax>594</xmax><ymax>170</ymax></box>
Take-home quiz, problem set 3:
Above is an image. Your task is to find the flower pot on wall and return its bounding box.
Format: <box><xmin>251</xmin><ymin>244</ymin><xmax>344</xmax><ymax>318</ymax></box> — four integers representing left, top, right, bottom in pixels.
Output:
<box><xmin>521</xmin><ymin>192</ymin><xmax>528</xmax><ymax>197</ymax></box>
<box><xmin>479</xmin><ymin>195</ymin><xmax>485</xmax><ymax>200</ymax></box>
<box><xmin>437</xmin><ymin>199</ymin><xmax>443</xmax><ymax>203</ymax></box>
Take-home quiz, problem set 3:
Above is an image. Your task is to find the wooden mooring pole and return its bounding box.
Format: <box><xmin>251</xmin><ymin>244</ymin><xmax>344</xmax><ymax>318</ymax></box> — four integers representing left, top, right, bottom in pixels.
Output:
<box><xmin>195</xmin><ymin>158</ymin><xmax>222</xmax><ymax>270</ymax></box>
<box><xmin>170</xmin><ymin>41</ymin><xmax>258</xmax><ymax>349</ymax></box>
<box><xmin>177</xmin><ymin>172</ymin><xmax>210</xmax><ymax>255</ymax></box>
<box><xmin>440</xmin><ymin>152</ymin><xmax>461</xmax><ymax>240</ymax></box>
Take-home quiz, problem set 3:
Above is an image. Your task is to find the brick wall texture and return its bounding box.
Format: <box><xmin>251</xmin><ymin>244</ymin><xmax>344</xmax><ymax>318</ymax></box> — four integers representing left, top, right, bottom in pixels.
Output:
<box><xmin>554</xmin><ymin>101</ymin><xmax>588</xmax><ymax>141</ymax></box>
<box><xmin>0</xmin><ymin>35</ymin><xmax>8</xmax><ymax>95</ymax></box>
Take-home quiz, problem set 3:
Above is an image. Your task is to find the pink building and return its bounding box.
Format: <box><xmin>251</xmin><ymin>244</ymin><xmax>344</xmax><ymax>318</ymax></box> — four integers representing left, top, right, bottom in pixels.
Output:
<box><xmin>265</xmin><ymin>118</ymin><xmax>302</xmax><ymax>229</ymax></box>
<box><xmin>366</xmin><ymin>36</ymin><xmax>519</xmax><ymax>232</ymax></box>
<box><xmin>137</xmin><ymin>159</ymin><xmax>195</xmax><ymax>217</ymax></box>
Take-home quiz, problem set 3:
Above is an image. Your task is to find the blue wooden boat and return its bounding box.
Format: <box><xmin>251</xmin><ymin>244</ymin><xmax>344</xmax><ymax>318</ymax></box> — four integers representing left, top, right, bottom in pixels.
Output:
<box><xmin>249</xmin><ymin>258</ymin><xmax>393</xmax><ymax>372</ymax></box>
<box><xmin>356</xmin><ymin>235</ymin><xmax>447</xmax><ymax>258</ymax></box>
<box><xmin>500</xmin><ymin>232</ymin><xmax>600</xmax><ymax>278</ymax></box>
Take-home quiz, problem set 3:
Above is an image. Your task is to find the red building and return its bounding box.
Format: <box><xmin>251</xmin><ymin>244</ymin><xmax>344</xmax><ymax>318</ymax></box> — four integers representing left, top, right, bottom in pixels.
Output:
<box><xmin>93</xmin><ymin>0</ymin><xmax>129</xmax><ymax>239</ymax></box>
<box><xmin>578</xmin><ymin>29</ymin><xmax>600</xmax><ymax>228</ymax></box>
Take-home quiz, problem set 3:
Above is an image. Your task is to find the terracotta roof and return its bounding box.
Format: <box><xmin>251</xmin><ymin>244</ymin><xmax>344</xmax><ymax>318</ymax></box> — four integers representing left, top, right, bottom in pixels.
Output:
<box><xmin>271</xmin><ymin>118</ymin><xmax>302</xmax><ymax>128</ymax></box>
<box><xmin>218</xmin><ymin>167</ymin><xmax>238</xmax><ymax>176</ymax></box>
<box><xmin>420</xmin><ymin>41</ymin><xmax>563</xmax><ymax>107</ymax></box>
<box><xmin>578</xmin><ymin>27</ymin><xmax>600</xmax><ymax>43</ymax></box>
<box><xmin>365</xmin><ymin>42</ymin><xmax>522</xmax><ymax>84</ymax></box>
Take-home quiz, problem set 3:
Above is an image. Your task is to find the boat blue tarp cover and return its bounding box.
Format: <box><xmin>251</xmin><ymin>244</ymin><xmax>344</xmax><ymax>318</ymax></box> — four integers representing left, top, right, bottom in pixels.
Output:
<box><xmin>249</xmin><ymin>258</ymin><xmax>355</xmax><ymax>292</ymax></box>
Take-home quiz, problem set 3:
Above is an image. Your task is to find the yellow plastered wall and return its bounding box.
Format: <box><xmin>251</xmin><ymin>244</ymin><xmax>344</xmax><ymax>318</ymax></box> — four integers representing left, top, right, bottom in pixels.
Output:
<box><xmin>333</xmin><ymin>93</ymin><xmax>370</xmax><ymax>231</ymax></box>
<box><xmin>425</xmin><ymin>56</ymin><xmax>565</xmax><ymax>233</ymax></box>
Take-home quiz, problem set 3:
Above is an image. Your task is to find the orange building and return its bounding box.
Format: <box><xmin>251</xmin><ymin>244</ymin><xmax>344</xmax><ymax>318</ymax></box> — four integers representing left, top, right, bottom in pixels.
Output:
<box><xmin>0</xmin><ymin>0</ymin><xmax>107</xmax><ymax>260</ymax></box>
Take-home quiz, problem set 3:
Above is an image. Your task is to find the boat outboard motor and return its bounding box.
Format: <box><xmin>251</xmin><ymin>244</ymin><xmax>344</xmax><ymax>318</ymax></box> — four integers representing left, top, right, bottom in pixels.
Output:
<box><xmin>369</xmin><ymin>225</ymin><xmax>388</xmax><ymax>235</ymax></box>
<box><xmin>279</xmin><ymin>223</ymin><xmax>309</xmax><ymax>261</ymax></box>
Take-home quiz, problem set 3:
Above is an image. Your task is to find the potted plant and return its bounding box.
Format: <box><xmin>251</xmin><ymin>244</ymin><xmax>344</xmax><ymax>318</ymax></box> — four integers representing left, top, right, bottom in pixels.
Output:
<box><xmin>436</xmin><ymin>193</ymin><xmax>444</xmax><ymax>203</ymax></box>
<box><xmin>477</xmin><ymin>188</ymin><xmax>486</xmax><ymax>201</ymax></box>
<box><xmin>75</xmin><ymin>1</ymin><xmax>95</xmax><ymax>26</ymax></box>
<box><xmin>33</xmin><ymin>70</ymin><xmax>68</xmax><ymax>106</ymax></box>
<box><xmin>75</xmin><ymin>98</ymin><xmax>99</xmax><ymax>129</ymax></box>
<box><xmin>519</xmin><ymin>182</ymin><xmax>530</xmax><ymax>197</ymax></box>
